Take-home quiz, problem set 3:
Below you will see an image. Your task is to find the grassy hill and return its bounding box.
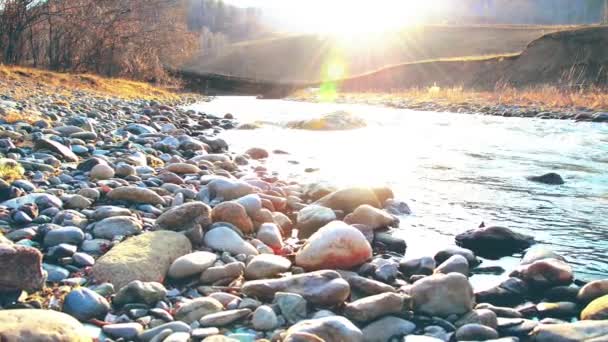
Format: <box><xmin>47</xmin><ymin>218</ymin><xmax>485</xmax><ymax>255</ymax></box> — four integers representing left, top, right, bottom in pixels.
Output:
<box><xmin>183</xmin><ymin>25</ymin><xmax>567</xmax><ymax>83</ymax></box>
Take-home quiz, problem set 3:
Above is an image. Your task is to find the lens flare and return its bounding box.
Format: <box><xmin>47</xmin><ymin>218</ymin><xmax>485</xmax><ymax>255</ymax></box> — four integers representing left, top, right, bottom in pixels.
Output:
<box><xmin>319</xmin><ymin>56</ymin><xmax>347</xmax><ymax>102</ymax></box>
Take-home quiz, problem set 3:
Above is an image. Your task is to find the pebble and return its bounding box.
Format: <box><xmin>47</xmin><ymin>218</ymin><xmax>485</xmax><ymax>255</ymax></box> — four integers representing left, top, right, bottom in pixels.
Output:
<box><xmin>252</xmin><ymin>305</ymin><xmax>279</xmax><ymax>330</ymax></box>
<box><xmin>63</xmin><ymin>287</ymin><xmax>110</xmax><ymax>321</ymax></box>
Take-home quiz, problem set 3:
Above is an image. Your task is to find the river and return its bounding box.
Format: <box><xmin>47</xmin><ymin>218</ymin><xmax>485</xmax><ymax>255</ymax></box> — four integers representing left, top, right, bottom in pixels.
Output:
<box><xmin>190</xmin><ymin>96</ymin><xmax>608</xmax><ymax>287</ymax></box>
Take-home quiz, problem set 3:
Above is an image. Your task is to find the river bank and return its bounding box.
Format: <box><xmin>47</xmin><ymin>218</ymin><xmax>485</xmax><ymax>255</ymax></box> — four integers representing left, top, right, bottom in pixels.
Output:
<box><xmin>1</xmin><ymin>71</ymin><xmax>608</xmax><ymax>341</ymax></box>
<box><xmin>290</xmin><ymin>89</ymin><xmax>608</xmax><ymax>123</ymax></box>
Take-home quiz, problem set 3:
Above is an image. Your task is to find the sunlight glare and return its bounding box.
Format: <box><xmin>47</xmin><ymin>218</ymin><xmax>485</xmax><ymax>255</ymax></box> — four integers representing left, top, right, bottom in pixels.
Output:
<box><xmin>298</xmin><ymin>0</ymin><xmax>433</xmax><ymax>35</ymax></box>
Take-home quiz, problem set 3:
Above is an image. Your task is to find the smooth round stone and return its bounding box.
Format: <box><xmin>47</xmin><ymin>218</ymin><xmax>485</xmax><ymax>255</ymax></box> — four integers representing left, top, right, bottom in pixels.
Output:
<box><xmin>162</xmin><ymin>331</ymin><xmax>190</xmax><ymax>342</ymax></box>
<box><xmin>245</xmin><ymin>254</ymin><xmax>292</xmax><ymax>280</ymax></box>
<box><xmin>252</xmin><ymin>305</ymin><xmax>278</xmax><ymax>330</ymax></box>
<box><xmin>296</xmin><ymin>204</ymin><xmax>337</xmax><ymax>239</ymax></box>
<box><xmin>73</xmin><ymin>252</ymin><xmax>95</xmax><ymax>267</ymax></box>
<box><xmin>203</xmin><ymin>226</ymin><xmax>258</xmax><ymax>256</ymax></box>
<box><xmin>115</xmin><ymin>164</ymin><xmax>136</xmax><ymax>178</ymax></box>
<box><xmin>295</xmin><ymin>221</ymin><xmax>372</xmax><ymax>271</ymax></box>
<box><xmin>174</xmin><ymin>297</ymin><xmax>224</xmax><ymax>324</ymax></box>
<box><xmin>578</xmin><ymin>280</ymin><xmax>608</xmax><ymax>303</ymax></box>
<box><xmin>198</xmin><ymin>309</ymin><xmax>251</xmax><ymax>327</ymax></box>
<box><xmin>81</xmin><ymin>238</ymin><xmax>111</xmax><ymax>255</ymax></box>
<box><xmin>92</xmin><ymin>206</ymin><xmax>132</xmax><ymax>220</ymax></box>
<box><xmin>103</xmin><ymin>322</ymin><xmax>144</xmax><ymax>340</ymax></box>
<box><xmin>138</xmin><ymin>321</ymin><xmax>191</xmax><ymax>342</ymax></box>
<box><xmin>43</xmin><ymin>226</ymin><xmax>84</xmax><ymax>247</ymax></box>
<box><xmin>434</xmin><ymin>255</ymin><xmax>469</xmax><ymax>276</ymax></box>
<box><xmin>211</xmin><ymin>201</ymin><xmax>253</xmax><ymax>234</ymax></box>
<box><xmin>284</xmin><ymin>316</ymin><xmax>364</xmax><ymax>342</ymax></box>
<box><xmin>64</xmin><ymin>195</ymin><xmax>92</xmax><ymax>210</ymax></box>
<box><xmin>362</xmin><ymin>316</ymin><xmax>417</xmax><ymax>342</ymax></box>
<box><xmin>344</xmin><ymin>204</ymin><xmax>397</xmax><ymax>230</ymax></box>
<box><xmin>63</xmin><ymin>287</ymin><xmax>110</xmax><ymax>321</ymax></box>
<box><xmin>113</xmin><ymin>281</ymin><xmax>167</xmax><ymax>307</ymax></box>
<box><xmin>90</xmin><ymin>164</ymin><xmax>115</xmax><ymax>180</ymax></box>
<box><xmin>168</xmin><ymin>251</ymin><xmax>217</xmax><ymax>279</ymax></box>
<box><xmin>275</xmin><ymin>292</ymin><xmax>307</xmax><ymax>324</ymax></box>
<box><xmin>92</xmin><ymin>216</ymin><xmax>142</xmax><ymax>239</ymax></box>
<box><xmin>43</xmin><ymin>263</ymin><xmax>70</xmax><ymax>282</ymax></box>
<box><xmin>256</xmin><ymin>223</ymin><xmax>283</xmax><ymax>251</ymax></box>
<box><xmin>410</xmin><ymin>273</ymin><xmax>474</xmax><ymax>317</ymax></box>
<box><xmin>455</xmin><ymin>323</ymin><xmax>499</xmax><ymax>341</ymax></box>
<box><xmin>235</xmin><ymin>194</ymin><xmax>262</xmax><ymax>217</ymax></box>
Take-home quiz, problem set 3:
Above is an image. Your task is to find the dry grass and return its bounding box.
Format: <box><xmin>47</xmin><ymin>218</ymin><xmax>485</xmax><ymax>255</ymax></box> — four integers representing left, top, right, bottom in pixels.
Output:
<box><xmin>0</xmin><ymin>159</ymin><xmax>25</xmax><ymax>182</ymax></box>
<box><xmin>295</xmin><ymin>85</ymin><xmax>608</xmax><ymax>111</ymax></box>
<box><xmin>0</xmin><ymin>65</ymin><xmax>180</xmax><ymax>101</ymax></box>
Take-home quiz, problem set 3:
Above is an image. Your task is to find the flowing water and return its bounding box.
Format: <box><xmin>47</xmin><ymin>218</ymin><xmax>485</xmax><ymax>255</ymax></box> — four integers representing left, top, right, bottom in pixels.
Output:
<box><xmin>190</xmin><ymin>96</ymin><xmax>608</xmax><ymax>287</ymax></box>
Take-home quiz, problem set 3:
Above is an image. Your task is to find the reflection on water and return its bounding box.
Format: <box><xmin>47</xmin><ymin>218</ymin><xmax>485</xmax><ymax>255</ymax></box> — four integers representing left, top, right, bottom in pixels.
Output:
<box><xmin>190</xmin><ymin>96</ymin><xmax>608</xmax><ymax>282</ymax></box>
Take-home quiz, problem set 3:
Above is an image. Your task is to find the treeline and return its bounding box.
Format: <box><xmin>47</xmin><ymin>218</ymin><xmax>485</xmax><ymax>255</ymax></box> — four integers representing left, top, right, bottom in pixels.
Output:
<box><xmin>438</xmin><ymin>0</ymin><xmax>608</xmax><ymax>25</ymax></box>
<box><xmin>186</xmin><ymin>0</ymin><xmax>268</xmax><ymax>57</ymax></box>
<box><xmin>0</xmin><ymin>0</ymin><xmax>198</xmax><ymax>82</ymax></box>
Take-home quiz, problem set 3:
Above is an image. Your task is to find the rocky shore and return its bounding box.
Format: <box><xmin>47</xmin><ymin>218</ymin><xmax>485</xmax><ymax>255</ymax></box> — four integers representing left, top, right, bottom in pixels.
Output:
<box><xmin>0</xmin><ymin>88</ymin><xmax>608</xmax><ymax>342</ymax></box>
<box><xmin>290</xmin><ymin>95</ymin><xmax>608</xmax><ymax>123</ymax></box>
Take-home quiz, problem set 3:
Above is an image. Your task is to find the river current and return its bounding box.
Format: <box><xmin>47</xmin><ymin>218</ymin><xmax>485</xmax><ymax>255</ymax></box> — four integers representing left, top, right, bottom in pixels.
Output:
<box><xmin>190</xmin><ymin>96</ymin><xmax>608</xmax><ymax>287</ymax></box>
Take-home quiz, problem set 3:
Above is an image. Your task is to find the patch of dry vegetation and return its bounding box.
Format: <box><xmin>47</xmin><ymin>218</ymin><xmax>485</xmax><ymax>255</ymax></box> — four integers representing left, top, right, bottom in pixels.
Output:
<box><xmin>295</xmin><ymin>85</ymin><xmax>608</xmax><ymax>112</ymax></box>
<box><xmin>0</xmin><ymin>159</ymin><xmax>24</xmax><ymax>182</ymax></box>
<box><xmin>0</xmin><ymin>65</ymin><xmax>181</xmax><ymax>101</ymax></box>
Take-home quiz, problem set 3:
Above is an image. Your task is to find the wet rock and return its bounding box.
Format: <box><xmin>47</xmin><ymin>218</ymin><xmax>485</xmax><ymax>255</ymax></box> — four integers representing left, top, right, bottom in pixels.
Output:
<box><xmin>203</xmin><ymin>226</ymin><xmax>258</xmax><ymax>256</ymax></box>
<box><xmin>103</xmin><ymin>323</ymin><xmax>144</xmax><ymax>340</ymax></box>
<box><xmin>455</xmin><ymin>323</ymin><xmax>499</xmax><ymax>341</ymax></box>
<box><xmin>476</xmin><ymin>277</ymin><xmax>529</xmax><ymax>307</ymax></box>
<box><xmin>211</xmin><ymin>201</ymin><xmax>254</xmax><ymax>234</ymax></box>
<box><xmin>410</xmin><ymin>273</ymin><xmax>474</xmax><ymax>317</ymax></box>
<box><xmin>284</xmin><ymin>316</ymin><xmax>364</xmax><ymax>342</ymax></box>
<box><xmin>242</xmin><ymin>270</ymin><xmax>350</xmax><ymax>306</ymax></box>
<box><xmin>246</xmin><ymin>147</ymin><xmax>269</xmax><ymax>159</ymax></box>
<box><xmin>114</xmin><ymin>280</ymin><xmax>167</xmax><ymax>307</ymax></box>
<box><xmin>275</xmin><ymin>292</ymin><xmax>308</xmax><ymax>324</ymax></box>
<box><xmin>199</xmin><ymin>308</ymin><xmax>251</xmax><ymax>327</ymax></box>
<box><xmin>0</xmin><ymin>309</ymin><xmax>90</xmax><ymax>341</ymax></box>
<box><xmin>93</xmin><ymin>216</ymin><xmax>142</xmax><ymax>239</ymax></box>
<box><xmin>168</xmin><ymin>251</ymin><xmax>217</xmax><ymax>279</ymax></box>
<box><xmin>252</xmin><ymin>305</ymin><xmax>279</xmax><ymax>330</ymax></box>
<box><xmin>200</xmin><ymin>261</ymin><xmax>244</xmax><ymax>284</ymax></box>
<box><xmin>296</xmin><ymin>205</ymin><xmax>337</xmax><ymax>238</ymax></box>
<box><xmin>90</xmin><ymin>164</ymin><xmax>115</xmax><ymax>180</ymax></box>
<box><xmin>527</xmin><ymin>172</ymin><xmax>565</xmax><ymax>185</ymax></box>
<box><xmin>175</xmin><ymin>297</ymin><xmax>224</xmax><ymax>324</ymax></box>
<box><xmin>344</xmin><ymin>204</ymin><xmax>398</xmax><ymax>230</ymax></box>
<box><xmin>245</xmin><ymin>254</ymin><xmax>292</xmax><ymax>279</ymax></box>
<box><xmin>383</xmin><ymin>199</ymin><xmax>412</xmax><ymax>216</ymax></box>
<box><xmin>295</xmin><ymin>221</ymin><xmax>372</xmax><ymax>271</ymax></box>
<box><xmin>578</xmin><ymin>279</ymin><xmax>608</xmax><ymax>303</ymax></box>
<box><xmin>314</xmin><ymin>186</ymin><xmax>393</xmax><ymax>214</ymax></box>
<box><xmin>286</xmin><ymin>111</ymin><xmax>367</xmax><ymax>131</ymax></box>
<box><xmin>0</xmin><ymin>244</ymin><xmax>45</xmax><ymax>291</ymax></box>
<box><xmin>400</xmin><ymin>256</ymin><xmax>436</xmax><ymax>277</ymax></box>
<box><xmin>91</xmin><ymin>231</ymin><xmax>191</xmax><ymax>288</ymax></box>
<box><xmin>1</xmin><ymin>193</ymin><xmax>62</xmax><ymax>210</ymax></box>
<box><xmin>435</xmin><ymin>246</ymin><xmax>478</xmax><ymax>266</ymax></box>
<box><xmin>537</xmin><ymin>301</ymin><xmax>578</xmax><ymax>318</ymax></box>
<box><xmin>511</xmin><ymin>258</ymin><xmax>573</xmax><ymax>289</ymax></box>
<box><xmin>361</xmin><ymin>316</ymin><xmax>416</xmax><ymax>342</ymax></box>
<box><xmin>344</xmin><ymin>292</ymin><xmax>406</xmax><ymax>322</ymax></box>
<box><xmin>454</xmin><ymin>309</ymin><xmax>498</xmax><ymax>328</ymax></box>
<box><xmin>63</xmin><ymin>287</ymin><xmax>110</xmax><ymax>321</ymax></box>
<box><xmin>521</xmin><ymin>246</ymin><xmax>566</xmax><ymax>265</ymax></box>
<box><xmin>107</xmin><ymin>186</ymin><xmax>165</xmax><ymax>205</ymax></box>
<box><xmin>530</xmin><ymin>320</ymin><xmax>608</xmax><ymax>341</ymax></box>
<box><xmin>581</xmin><ymin>295</ymin><xmax>608</xmax><ymax>320</ymax></box>
<box><xmin>434</xmin><ymin>255</ymin><xmax>469</xmax><ymax>276</ymax></box>
<box><xmin>455</xmin><ymin>226</ymin><xmax>534</xmax><ymax>258</ymax></box>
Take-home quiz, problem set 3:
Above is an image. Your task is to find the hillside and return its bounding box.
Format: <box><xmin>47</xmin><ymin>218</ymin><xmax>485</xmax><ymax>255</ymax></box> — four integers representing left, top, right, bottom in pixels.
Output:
<box><xmin>183</xmin><ymin>25</ymin><xmax>565</xmax><ymax>83</ymax></box>
<box><xmin>339</xmin><ymin>26</ymin><xmax>608</xmax><ymax>91</ymax></box>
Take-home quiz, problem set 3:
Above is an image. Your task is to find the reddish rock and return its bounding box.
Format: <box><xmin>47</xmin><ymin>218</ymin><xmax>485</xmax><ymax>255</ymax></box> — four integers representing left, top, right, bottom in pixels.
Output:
<box><xmin>0</xmin><ymin>244</ymin><xmax>46</xmax><ymax>292</ymax></box>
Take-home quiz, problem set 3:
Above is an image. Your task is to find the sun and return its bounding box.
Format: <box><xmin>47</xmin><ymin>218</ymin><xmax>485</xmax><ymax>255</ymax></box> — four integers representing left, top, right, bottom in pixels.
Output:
<box><xmin>298</xmin><ymin>1</ymin><xmax>433</xmax><ymax>35</ymax></box>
